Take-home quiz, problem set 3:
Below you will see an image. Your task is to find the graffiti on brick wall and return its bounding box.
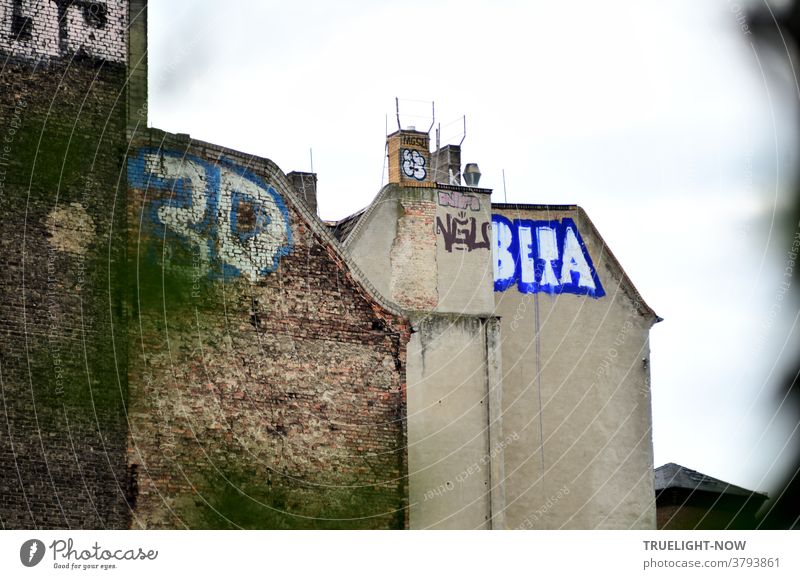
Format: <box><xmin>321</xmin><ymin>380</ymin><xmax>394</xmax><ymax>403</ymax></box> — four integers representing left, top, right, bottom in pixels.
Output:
<box><xmin>128</xmin><ymin>149</ymin><xmax>293</xmax><ymax>282</ymax></box>
<box><xmin>437</xmin><ymin>189</ymin><xmax>480</xmax><ymax>211</ymax></box>
<box><xmin>401</xmin><ymin>149</ymin><xmax>427</xmax><ymax>181</ymax></box>
<box><xmin>492</xmin><ymin>215</ymin><xmax>605</xmax><ymax>297</ymax></box>
<box><xmin>0</xmin><ymin>0</ymin><xmax>126</xmax><ymax>63</ymax></box>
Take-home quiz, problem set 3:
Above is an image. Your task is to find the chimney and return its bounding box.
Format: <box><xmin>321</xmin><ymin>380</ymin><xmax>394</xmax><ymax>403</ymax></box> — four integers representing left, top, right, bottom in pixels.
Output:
<box><xmin>387</xmin><ymin>129</ymin><xmax>432</xmax><ymax>186</ymax></box>
<box><xmin>430</xmin><ymin>144</ymin><xmax>461</xmax><ymax>185</ymax></box>
<box><xmin>287</xmin><ymin>171</ymin><xmax>318</xmax><ymax>214</ymax></box>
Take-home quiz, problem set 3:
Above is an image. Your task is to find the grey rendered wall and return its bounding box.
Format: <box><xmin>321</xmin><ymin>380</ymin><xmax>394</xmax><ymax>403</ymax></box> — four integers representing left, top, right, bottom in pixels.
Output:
<box><xmin>493</xmin><ymin>206</ymin><xmax>657</xmax><ymax>529</ymax></box>
<box><xmin>406</xmin><ymin>315</ymin><xmax>495</xmax><ymax>529</ymax></box>
<box><xmin>346</xmin><ymin>185</ymin><xmax>494</xmax><ymax>315</ymax></box>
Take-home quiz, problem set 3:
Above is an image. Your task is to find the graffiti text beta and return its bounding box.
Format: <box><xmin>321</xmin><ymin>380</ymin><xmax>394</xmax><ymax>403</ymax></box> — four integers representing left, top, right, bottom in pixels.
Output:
<box><xmin>493</xmin><ymin>215</ymin><xmax>604</xmax><ymax>297</ymax></box>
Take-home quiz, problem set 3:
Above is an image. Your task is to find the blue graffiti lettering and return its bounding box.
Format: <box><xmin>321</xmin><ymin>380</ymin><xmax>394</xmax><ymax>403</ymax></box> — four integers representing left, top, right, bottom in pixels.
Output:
<box><xmin>127</xmin><ymin>149</ymin><xmax>293</xmax><ymax>281</ymax></box>
<box><xmin>492</xmin><ymin>215</ymin><xmax>604</xmax><ymax>297</ymax></box>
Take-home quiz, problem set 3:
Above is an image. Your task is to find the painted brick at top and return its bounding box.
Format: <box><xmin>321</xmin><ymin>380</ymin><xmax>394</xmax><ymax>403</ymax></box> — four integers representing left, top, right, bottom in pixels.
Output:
<box><xmin>0</xmin><ymin>0</ymin><xmax>127</xmax><ymax>63</ymax></box>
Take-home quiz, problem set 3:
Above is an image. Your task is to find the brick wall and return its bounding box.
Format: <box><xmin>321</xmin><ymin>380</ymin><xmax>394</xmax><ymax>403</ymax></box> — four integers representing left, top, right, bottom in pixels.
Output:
<box><xmin>387</xmin><ymin>130</ymin><xmax>431</xmax><ymax>187</ymax></box>
<box><xmin>1</xmin><ymin>0</ymin><xmax>411</xmax><ymax>530</ymax></box>
<box><xmin>125</xmin><ymin>132</ymin><xmax>410</xmax><ymax>529</ymax></box>
<box><xmin>0</xmin><ymin>1</ymin><xmax>127</xmax><ymax>62</ymax></box>
<box><xmin>0</xmin><ymin>0</ymin><xmax>130</xmax><ymax>528</ymax></box>
<box><xmin>389</xmin><ymin>197</ymin><xmax>438</xmax><ymax>310</ymax></box>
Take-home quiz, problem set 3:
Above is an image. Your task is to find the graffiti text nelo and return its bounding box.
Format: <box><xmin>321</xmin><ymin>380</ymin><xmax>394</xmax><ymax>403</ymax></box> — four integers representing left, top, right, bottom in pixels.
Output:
<box><xmin>437</xmin><ymin>212</ymin><xmax>490</xmax><ymax>252</ymax></box>
<box><xmin>492</xmin><ymin>215</ymin><xmax>605</xmax><ymax>298</ymax></box>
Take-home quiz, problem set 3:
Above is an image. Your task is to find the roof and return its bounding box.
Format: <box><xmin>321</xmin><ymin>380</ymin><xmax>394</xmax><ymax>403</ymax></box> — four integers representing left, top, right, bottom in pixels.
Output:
<box><xmin>491</xmin><ymin>203</ymin><xmax>578</xmax><ymax>212</ymax></box>
<box><xmin>655</xmin><ymin>463</ymin><xmax>768</xmax><ymax>500</ymax></box>
<box><xmin>330</xmin><ymin>184</ymin><xmax>491</xmax><ymax>243</ymax></box>
<box><xmin>327</xmin><ymin>207</ymin><xmax>366</xmax><ymax>242</ymax></box>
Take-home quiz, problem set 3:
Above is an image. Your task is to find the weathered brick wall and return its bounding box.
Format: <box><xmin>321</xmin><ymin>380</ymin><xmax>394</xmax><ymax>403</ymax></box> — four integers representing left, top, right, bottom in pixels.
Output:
<box><xmin>387</xmin><ymin>130</ymin><xmax>431</xmax><ymax>187</ymax></box>
<box><xmin>390</xmin><ymin>197</ymin><xmax>438</xmax><ymax>310</ymax></box>
<box><xmin>1</xmin><ymin>0</ymin><xmax>410</xmax><ymax>529</ymax></box>
<box><xmin>0</xmin><ymin>1</ymin><xmax>126</xmax><ymax>61</ymax></box>
<box><xmin>0</xmin><ymin>0</ymin><xmax>130</xmax><ymax>528</ymax></box>
<box><xmin>125</xmin><ymin>131</ymin><xmax>410</xmax><ymax>529</ymax></box>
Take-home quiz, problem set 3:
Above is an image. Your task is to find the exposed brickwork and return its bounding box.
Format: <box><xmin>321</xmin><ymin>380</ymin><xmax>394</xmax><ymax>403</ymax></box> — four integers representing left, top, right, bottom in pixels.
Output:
<box><xmin>0</xmin><ymin>6</ymin><xmax>129</xmax><ymax>528</ymax></box>
<box><xmin>0</xmin><ymin>1</ymin><xmax>127</xmax><ymax>63</ymax></box>
<box><xmin>1</xmin><ymin>1</ymin><xmax>660</xmax><ymax>532</ymax></box>
<box><xmin>390</xmin><ymin>198</ymin><xmax>438</xmax><ymax>310</ymax></box>
<box><xmin>125</xmin><ymin>133</ymin><xmax>410</xmax><ymax>529</ymax></box>
<box><xmin>387</xmin><ymin>129</ymin><xmax>431</xmax><ymax>186</ymax></box>
<box><xmin>286</xmin><ymin>170</ymin><xmax>317</xmax><ymax>215</ymax></box>
<box><xmin>1</xmin><ymin>0</ymin><xmax>413</xmax><ymax>529</ymax></box>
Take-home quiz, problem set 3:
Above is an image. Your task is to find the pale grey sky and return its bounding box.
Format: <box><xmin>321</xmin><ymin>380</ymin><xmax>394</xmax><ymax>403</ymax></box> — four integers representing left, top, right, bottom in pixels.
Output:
<box><xmin>148</xmin><ymin>0</ymin><xmax>800</xmax><ymax>493</ymax></box>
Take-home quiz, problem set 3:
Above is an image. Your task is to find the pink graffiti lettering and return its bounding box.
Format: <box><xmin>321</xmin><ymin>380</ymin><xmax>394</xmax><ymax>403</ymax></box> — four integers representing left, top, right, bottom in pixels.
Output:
<box><xmin>437</xmin><ymin>190</ymin><xmax>480</xmax><ymax>211</ymax></box>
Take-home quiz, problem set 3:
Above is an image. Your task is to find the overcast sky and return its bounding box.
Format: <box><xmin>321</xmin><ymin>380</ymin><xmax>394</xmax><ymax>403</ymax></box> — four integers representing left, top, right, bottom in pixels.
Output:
<box><xmin>148</xmin><ymin>0</ymin><xmax>800</xmax><ymax>493</ymax></box>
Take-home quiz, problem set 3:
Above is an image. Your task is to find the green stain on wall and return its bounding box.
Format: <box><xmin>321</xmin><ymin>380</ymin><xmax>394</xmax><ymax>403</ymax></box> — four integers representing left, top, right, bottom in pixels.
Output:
<box><xmin>182</xmin><ymin>465</ymin><xmax>405</xmax><ymax>530</ymax></box>
<box><xmin>131</xmin><ymin>240</ymin><xmax>214</xmax><ymax>317</ymax></box>
<box><xmin>0</xmin><ymin>61</ymin><xmax>131</xmax><ymax>527</ymax></box>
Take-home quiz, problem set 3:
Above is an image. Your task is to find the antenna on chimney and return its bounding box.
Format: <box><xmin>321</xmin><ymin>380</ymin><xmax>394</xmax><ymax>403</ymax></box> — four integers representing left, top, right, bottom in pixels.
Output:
<box><xmin>394</xmin><ymin>98</ymin><xmax>435</xmax><ymax>134</ymax></box>
<box><xmin>395</xmin><ymin>97</ymin><xmax>401</xmax><ymax>131</ymax></box>
<box><xmin>434</xmin><ymin>123</ymin><xmax>441</xmax><ymax>184</ymax></box>
<box><xmin>459</xmin><ymin>115</ymin><xmax>466</xmax><ymax>146</ymax></box>
<box><xmin>502</xmin><ymin>169</ymin><xmax>508</xmax><ymax>203</ymax></box>
<box><xmin>383</xmin><ymin>115</ymin><xmax>391</xmax><ymax>187</ymax></box>
<box><xmin>310</xmin><ymin>148</ymin><xmax>314</xmax><ymax>173</ymax></box>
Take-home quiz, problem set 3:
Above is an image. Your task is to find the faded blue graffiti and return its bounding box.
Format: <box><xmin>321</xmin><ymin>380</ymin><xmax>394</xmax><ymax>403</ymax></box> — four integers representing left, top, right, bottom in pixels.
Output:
<box><xmin>492</xmin><ymin>215</ymin><xmax>605</xmax><ymax>298</ymax></box>
<box><xmin>128</xmin><ymin>148</ymin><xmax>293</xmax><ymax>281</ymax></box>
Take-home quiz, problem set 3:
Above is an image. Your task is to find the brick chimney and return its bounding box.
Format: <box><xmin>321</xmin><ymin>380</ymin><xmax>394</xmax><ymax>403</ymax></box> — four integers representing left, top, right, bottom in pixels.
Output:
<box><xmin>387</xmin><ymin>129</ymin><xmax>432</xmax><ymax>186</ymax></box>
<box><xmin>287</xmin><ymin>171</ymin><xmax>318</xmax><ymax>214</ymax></box>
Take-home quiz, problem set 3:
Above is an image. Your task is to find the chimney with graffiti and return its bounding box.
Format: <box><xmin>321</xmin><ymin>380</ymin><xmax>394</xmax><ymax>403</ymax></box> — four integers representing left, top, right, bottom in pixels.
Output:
<box><xmin>387</xmin><ymin>128</ymin><xmax>432</xmax><ymax>187</ymax></box>
<box><xmin>337</xmin><ymin>112</ymin><xmax>504</xmax><ymax>527</ymax></box>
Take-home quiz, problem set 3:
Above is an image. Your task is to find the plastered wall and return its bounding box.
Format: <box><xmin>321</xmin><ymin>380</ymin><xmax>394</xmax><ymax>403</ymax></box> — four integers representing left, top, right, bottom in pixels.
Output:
<box><xmin>492</xmin><ymin>206</ymin><xmax>657</xmax><ymax>529</ymax></box>
<box><xmin>346</xmin><ymin>184</ymin><xmax>494</xmax><ymax>315</ymax></box>
<box><xmin>406</xmin><ymin>315</ymin><xmax>497</xmax><ymax>529</ymax></box>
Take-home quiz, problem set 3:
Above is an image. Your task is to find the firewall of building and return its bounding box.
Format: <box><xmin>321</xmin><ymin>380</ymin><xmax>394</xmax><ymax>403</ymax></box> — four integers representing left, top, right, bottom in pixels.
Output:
<box><xmin>0</xmin><ymin>0</ymin><xmax>659</xmax><ymax>529</ymax></box>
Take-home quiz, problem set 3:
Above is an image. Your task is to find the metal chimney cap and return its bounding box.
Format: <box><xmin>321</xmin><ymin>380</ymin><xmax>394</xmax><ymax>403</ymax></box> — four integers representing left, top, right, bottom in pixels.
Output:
<box><xmin>463</xmin><ymin>163</ymin><xmax>481</xmax><ymax>186</ymax></box>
